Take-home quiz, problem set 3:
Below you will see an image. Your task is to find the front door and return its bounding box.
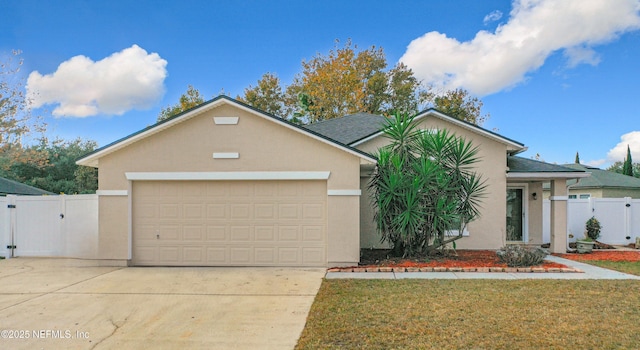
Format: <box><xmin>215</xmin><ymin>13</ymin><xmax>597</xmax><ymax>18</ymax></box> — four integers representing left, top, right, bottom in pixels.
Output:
<box><xmin>506</xmin><ymin>187</ymin><xmax>525</xmax><ymax>241</ymax></box>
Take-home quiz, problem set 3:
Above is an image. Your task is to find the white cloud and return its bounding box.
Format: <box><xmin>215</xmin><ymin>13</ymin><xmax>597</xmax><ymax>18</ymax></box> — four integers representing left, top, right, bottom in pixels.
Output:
<box><xmin>483</xmin><ymin>10</ymin><xmax>503</xmax><ymax>25</ymax></box>
<box><xmin>26</xmin><ymin>45</ymin><xmax>168</xmax><ymax>118</ymax></box>
<box><xmin>400</xmin><ymin>0</ymin><xmax>640</xmax><ymax>96</ymax></box>
<box><xmin>606</xmin><ymin>131</ymin><xmax>640</xmax><ymax>163</ymax></box>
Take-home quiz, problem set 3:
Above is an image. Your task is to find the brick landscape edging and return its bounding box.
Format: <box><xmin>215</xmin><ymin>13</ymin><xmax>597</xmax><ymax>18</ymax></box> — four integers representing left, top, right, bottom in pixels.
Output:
<box><xmin>327</xmin><ymin>266</ymin><xmax>583</xmax><ymax>273</ymax></box>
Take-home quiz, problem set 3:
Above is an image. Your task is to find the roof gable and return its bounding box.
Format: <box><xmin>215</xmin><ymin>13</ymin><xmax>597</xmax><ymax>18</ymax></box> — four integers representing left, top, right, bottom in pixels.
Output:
<box><xmin>77</xmin><ymin>96</ymin><xmax>376</xmax><ymax>167</ymax></box>
<box><xmin>304</xmin><ymin>109</ymin><xmax>526</xmax><ymax>153</ymax></box>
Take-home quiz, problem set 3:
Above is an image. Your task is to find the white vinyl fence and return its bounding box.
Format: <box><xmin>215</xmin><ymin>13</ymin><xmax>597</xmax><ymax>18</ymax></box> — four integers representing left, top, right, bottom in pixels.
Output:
<box><xmin>544</xmin><ymin>197</ymin><xmax>640</xmax><ymax>245</ymax></box>
<box><xmin>0</xmin><ymin>194</ymin><xmax>98</xmax><ymax>259</ymax></box>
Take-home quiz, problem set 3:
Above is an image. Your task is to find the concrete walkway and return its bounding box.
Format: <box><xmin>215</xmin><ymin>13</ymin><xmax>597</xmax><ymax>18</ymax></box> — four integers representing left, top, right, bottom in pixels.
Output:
<box><xmin>0</xmin><ymin>258</ymin><xmax>325</xmax><ymax>350</ymax></box>
<box><xmin>325</xmin><ymin>255</ymin><xmax>640</xmax><ymax>280</ymax></box>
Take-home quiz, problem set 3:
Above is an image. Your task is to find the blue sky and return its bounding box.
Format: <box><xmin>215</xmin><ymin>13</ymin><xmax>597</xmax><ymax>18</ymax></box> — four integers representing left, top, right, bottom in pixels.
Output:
<box><xmin>3</xmin><ymin>0</ymin><xmax>640</xmax><ymax>167</ymax></box>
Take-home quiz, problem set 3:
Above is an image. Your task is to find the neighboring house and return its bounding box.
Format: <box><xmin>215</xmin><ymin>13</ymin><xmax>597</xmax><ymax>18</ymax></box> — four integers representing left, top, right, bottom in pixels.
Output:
<box><xmin>0</xmin><ymin>177</ymin><xmax>53</xmax><ymax>196</ymax></box>
<box><xmin>542</xmin><ymin>163</ymin><xmax>640</xmax><ymax>199</ymax></box>
<box><xmin>77</xmin><ymin>96</ymin><xmax>588</xmax><ymax>267</ymax></box>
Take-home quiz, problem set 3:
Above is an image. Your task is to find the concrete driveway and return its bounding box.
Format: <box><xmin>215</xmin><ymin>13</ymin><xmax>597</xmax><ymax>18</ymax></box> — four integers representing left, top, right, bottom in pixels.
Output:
<box><xmin>0</xmin><ymin>258</ymin><xmax>325</xmax><ymax>349</ymax></box>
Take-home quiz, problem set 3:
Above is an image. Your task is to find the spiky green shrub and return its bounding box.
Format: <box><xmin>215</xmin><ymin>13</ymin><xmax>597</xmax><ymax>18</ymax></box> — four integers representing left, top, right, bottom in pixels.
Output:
<box><xmin>496</xmin><ymin>245</ymin><xmax>548</xmax><ymax>267</ymax></box>
<box><xmin>369</xmin><ymin>113</ymin><xmax>486</xmax><ymax>257</ymax></box>
<box><xmin>585</xmin><ymin>216</ymin><xmax>602</xmax><ymax>241</ymax></box>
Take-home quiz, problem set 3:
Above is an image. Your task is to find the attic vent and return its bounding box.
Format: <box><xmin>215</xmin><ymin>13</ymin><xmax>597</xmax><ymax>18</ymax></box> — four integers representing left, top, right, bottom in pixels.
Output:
<box><xmin>214</xmin><ymin>117</ymin><xmax>239</xmax><ymax>125</ymax></box>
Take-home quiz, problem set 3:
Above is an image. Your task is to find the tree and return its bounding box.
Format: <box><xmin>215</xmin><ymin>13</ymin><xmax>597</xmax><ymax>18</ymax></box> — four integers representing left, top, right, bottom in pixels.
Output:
<box><xmin>285</xmin><ymin>39</ymin><xmax>386</xmax><ymax>122</ymax></box>
<box><xmin>575</xmin><ymin>152</ymin><xmax>580</xmax><ymax>164</ymax></box>
<box><xmin>0</xmin><ymin>137</ymin><xmax>98</xmax><ymax>194</ymax></box>
<box><xmin>623</xmin><ymin>145</ymin><xmax>634</xmax><ymax>177</ymax></box>
<box><xmin>429</xmin><ymin>89</ymin><xmax>489</xmax><ymax>126</ymax></box>
<box><xmin>157</xmin><ymin>85</ymin><xmax>205</xmax><ymax>122</ymax></box>
<box><xmin>369</xmin><ymin>113</ymin><xmax>486</xmax><ymax>257</ymax></box>
<box><xmin>237</xmin><ymin>73</ymin><xmax>285</xmax><ymax>117</ymax></box>
<box><xmin>0</xmin><ymin>50</ymin><xmax>49</xmax><ymax>174</ymax></box>
<box><xmin>385</xmin><ymin>63</ymin><xmax>424</xmax><ymax>116</ymax></box>
<box><xmin>283</xmin><ymin>39</ymin><xmax>429</xmax><ymax>123</ymax></box>
<box><xmin>608</xmin><ymin>161</ymin><xmax>640</xmax><ymax>178</ymax></box>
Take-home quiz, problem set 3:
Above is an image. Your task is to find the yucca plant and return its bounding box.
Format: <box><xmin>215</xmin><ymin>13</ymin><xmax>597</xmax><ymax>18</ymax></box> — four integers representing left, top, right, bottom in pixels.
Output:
<box><xmin>369</xmin><ymin>113</ymin><xmax>486</xmax><ymax>257</ymax></box>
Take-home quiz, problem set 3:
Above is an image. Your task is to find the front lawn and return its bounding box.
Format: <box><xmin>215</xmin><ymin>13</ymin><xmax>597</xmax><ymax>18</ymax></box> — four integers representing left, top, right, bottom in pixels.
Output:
<box><xmin>557</xmin><ymin>251</ymin><xmax>640</xmax><ymax>276</ymax></box>
<box><xmin>296</xmin><ymin>279</ymin><xmax>640</xmax><ymax>349</ymax></box>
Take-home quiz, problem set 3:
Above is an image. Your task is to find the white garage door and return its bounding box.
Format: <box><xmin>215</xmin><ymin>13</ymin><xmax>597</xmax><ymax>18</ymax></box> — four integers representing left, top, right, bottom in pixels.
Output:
<box><xmin>132</xmin><ymin>180</ymin><xmax>327</xmax><ymax>266</ymax></box>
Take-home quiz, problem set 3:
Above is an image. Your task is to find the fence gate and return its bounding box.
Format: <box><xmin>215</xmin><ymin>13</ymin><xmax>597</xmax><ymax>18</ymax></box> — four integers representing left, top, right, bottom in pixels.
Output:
<box><xmin>0</xmin><ymin>195</ymin><xmax>98</xmax><ymax>259</ymax></box>
<box><xmin>544</xmin><ymin>197</ymin><xmax>640</xmax><ymax>245</ymax></box>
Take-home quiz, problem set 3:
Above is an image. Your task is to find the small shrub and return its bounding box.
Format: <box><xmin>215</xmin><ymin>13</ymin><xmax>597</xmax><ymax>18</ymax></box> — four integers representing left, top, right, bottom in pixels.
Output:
<box><xmin>496</xmin><ymin>245</ymin><xmax>548</xmax><ymax>267</ymax></box>
<box><xmin>585</xmin><ymin>216</ymin><xmax>602</xmax><ymax>241</ymax></box>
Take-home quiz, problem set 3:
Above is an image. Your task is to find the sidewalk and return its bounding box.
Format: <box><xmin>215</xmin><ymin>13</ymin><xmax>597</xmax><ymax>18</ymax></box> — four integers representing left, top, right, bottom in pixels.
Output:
<box><xmin>325</xmin><ymin>255</ymin><xmax>640</xmax><ymax>280</ymax></box>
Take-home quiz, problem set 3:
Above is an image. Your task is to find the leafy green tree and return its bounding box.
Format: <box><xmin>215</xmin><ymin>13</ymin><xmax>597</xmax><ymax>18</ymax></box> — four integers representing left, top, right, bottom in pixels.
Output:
<box><xmin>369</xmin><ymin>113</ymin><xmax>486</xmax><ymax>257</ymax></box>
<box><xmin>429</xmin><ymin>89</ymin><xmax>489</xmax><ymax>126</ymax></box>
<box><xmin>157</xmin><ymin>85</ymin><xmax>205</xmax><ymax>122</ymax></box>
<box><xmin>237</xmin><ymin>73</ymin><xmax>285</xmax><ymax>117</ymax></box>
<box><xmin>575</xmin><ymin>152</ymin><xmax>580</xmax><ymax>164</ymax></box>
<box><xmin>607</xmin><ymin>161</ymin><xmax>640</xmax><ymax>178</ymax></box>
<box><xmin>623</xmin><ymin>145</ymin><xmax>634</xmax><ymax>177</ymax></box>
<box><xmin>0</xmin><ymin>137</ymin><xmax>98</xmax><ymax>194</ymax></box>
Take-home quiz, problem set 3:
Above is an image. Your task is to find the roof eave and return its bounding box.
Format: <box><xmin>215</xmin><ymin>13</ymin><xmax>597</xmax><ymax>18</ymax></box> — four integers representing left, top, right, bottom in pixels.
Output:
<box><xmin>507</xmin><ymin>172</ymin><xmax>592</xmax><ymax>180</ymax></box>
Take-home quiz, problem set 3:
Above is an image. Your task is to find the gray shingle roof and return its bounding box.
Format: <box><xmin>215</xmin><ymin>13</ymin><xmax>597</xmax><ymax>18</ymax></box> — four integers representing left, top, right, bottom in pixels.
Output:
<box><xmin>303</xmin><ymin>113</ymin><xmax>389</xmax><ymax>145</ymax></box>
<box><xmin>507</xmin><ymin>156</ymin><xmax>585</xmax><ymax>173</ymax></box>
<box><xmin>0</xmin><ymin>177</ymin><xmax>54</xmax><ymax>196</ymax></box>
<box><xmin>562</xmin><ymin>164</ymin><xmax>640</xmax><ymax>189</ymax></box>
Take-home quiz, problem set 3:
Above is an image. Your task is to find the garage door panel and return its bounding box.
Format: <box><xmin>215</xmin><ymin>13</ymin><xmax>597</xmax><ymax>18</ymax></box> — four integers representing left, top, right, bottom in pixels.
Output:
<box><xmin>133</xmin><ymin>180</ymin><xmax>327</xmax><ymax>266</ymax></box>
<box><xmin>278</xmin><ymin>226</ymin><xmax>299</xmax><ymax>241</ymax></box>
<box><xmin>255</xmin><ymin>226</ymin><xmax>275</xmax><ymax>241</ymax></box>
<box><xmin>159</xmin><ymin>226</ymin><xmax>180</xmax><ymax>240</ymax></box>
<box><xmin>230</xmin><ymin>248</ymin><xmax>251</xmax><ymax>264</ymax></box>
<box><xmin>160</xmin><ymin>204</ymin><xmax>180</xmax><ymax>219</ymax></box>
<box><xmin>230</xmin><ymin>227</ymin><xmax>251</xmax><ymax>241</ymax></box>
<box><xmin>207</xmin><ymin>226</ymin><xmax>227</xmax><ymax>241</ymax></box>
<box><xmin>182</xmin><ymin>247</ymin><xmax>203</xmax><ymax>262</ymax></box>
<box><xmin>183</xmin><ymin>204</ymin><xmax>204</xmax><ymax>219</ymax></box>
<box><xmin>302</xmin><ymin>248</ymin><xmax>324</xmax><ymax>265</ymax></box>
<box><xmin>184</xmin><ymin>226</ymin><xmax>204</xmax><ymax>241</ymax></box>
<box><xmin>159</xmin><ymin>247</ymin><xmax>180</xmax><ymax>262</ymax></box>
<box><xmin>230</xmin><ymin>204</ymin><xmax>251</xmax><ymax>219</ymax></box>
<box><xmin>206</xmin><ymin>204</ymin><xmax>226</xmax><ymax>219</ymax></box>
<box><xmin>255</xmin><ymin>248</ymin><xmax>275</xmax><ymax>263</ymax></box>
<box><xmin>278</xmin><ymin>204</ymin><xmax>299</xmax><ymax>219</ymax></box>
<box><xmin>206</xmin><ymin>248</ymin><xmax>226</xmax><ymax>263</ymax></box>
<box><xmin>278</xmin><ymin>248</ymin><xmax>299</xmax><ymax>263</ymax></box>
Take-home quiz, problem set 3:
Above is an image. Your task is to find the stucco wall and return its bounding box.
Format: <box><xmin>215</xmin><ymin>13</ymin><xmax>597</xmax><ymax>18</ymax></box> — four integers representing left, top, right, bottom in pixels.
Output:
<box><xmin>96</xmin><ymin>102</ymin><xmax>365</xmax><ymax>265</ymax></box>
<box><xmin>358</xmin><ymin>116</ymin><xmax>510</xmax><ymax>250</ymax></box>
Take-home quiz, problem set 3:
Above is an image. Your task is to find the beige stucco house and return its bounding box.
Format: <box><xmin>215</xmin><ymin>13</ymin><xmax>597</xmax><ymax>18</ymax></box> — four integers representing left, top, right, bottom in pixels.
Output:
<box><xmin>77</xmin><ymin>96</ymin><xmax>589</xmax><ymax>267</ymax></box>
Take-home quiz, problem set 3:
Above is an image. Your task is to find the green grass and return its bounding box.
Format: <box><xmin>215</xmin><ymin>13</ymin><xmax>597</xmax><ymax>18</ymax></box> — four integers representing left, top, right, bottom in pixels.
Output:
<box><xmin>582</xmin><ymin>260</ymin><xmax>640</xmax><ymax>276</ymax></box>
<box><xmin>296</xmin><ymin>279</ymin><xmax>640</xmax><ymax>349</ymax></box>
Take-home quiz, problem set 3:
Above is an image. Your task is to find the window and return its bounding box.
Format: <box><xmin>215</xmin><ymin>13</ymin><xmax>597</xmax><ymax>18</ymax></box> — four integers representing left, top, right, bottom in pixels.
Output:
<box><xmin>569</xmin><ymin>194</ymin><xmax>591</xmax><ymax>199</ymax></box>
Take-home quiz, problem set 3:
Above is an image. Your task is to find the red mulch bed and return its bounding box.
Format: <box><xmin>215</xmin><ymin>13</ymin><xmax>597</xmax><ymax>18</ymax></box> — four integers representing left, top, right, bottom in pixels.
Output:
<box><xmin>556</xmin><ymin>251</ymin><xmax>640</xmax><ymax>262</ymax></box>
<box><xmin>358</xmin><ymin>249</ymin><xmax>568</xmax><ymax>269</ymax></box>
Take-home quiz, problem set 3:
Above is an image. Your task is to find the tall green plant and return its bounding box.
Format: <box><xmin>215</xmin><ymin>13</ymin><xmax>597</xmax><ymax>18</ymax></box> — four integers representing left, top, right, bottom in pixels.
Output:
<box><xmin>369</xmin><ymin>113</ymin><xmax>486</xmax><ymax>257</ymax></box>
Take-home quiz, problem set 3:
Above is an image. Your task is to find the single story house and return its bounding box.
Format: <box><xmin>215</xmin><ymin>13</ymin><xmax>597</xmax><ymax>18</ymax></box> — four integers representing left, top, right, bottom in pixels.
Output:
<box><xmin>77</xmin><ymin>96</ymin><xmax>588</xmax><ymax>267</ymax></box>
<box><xmin>0</xmin><ymin>176</ymin><xmax>53</xmax><ymax>196</ymax></box>
<box><xmin>542</xmin><ymin>163</ymin><xmax>640</xmax><ymax>199</ymax></box>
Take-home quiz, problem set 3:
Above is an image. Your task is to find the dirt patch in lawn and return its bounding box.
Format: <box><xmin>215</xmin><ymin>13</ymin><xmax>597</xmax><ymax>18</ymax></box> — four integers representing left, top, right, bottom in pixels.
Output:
<box><xmin>556</xmin><ymin>250</ymin><xmax>640</xmax><ymax>262</ymax></box>
<box><xmin>333</xmin><ymin>249</ymin><xmax>570</xmax><ymax>271</ymax></box>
